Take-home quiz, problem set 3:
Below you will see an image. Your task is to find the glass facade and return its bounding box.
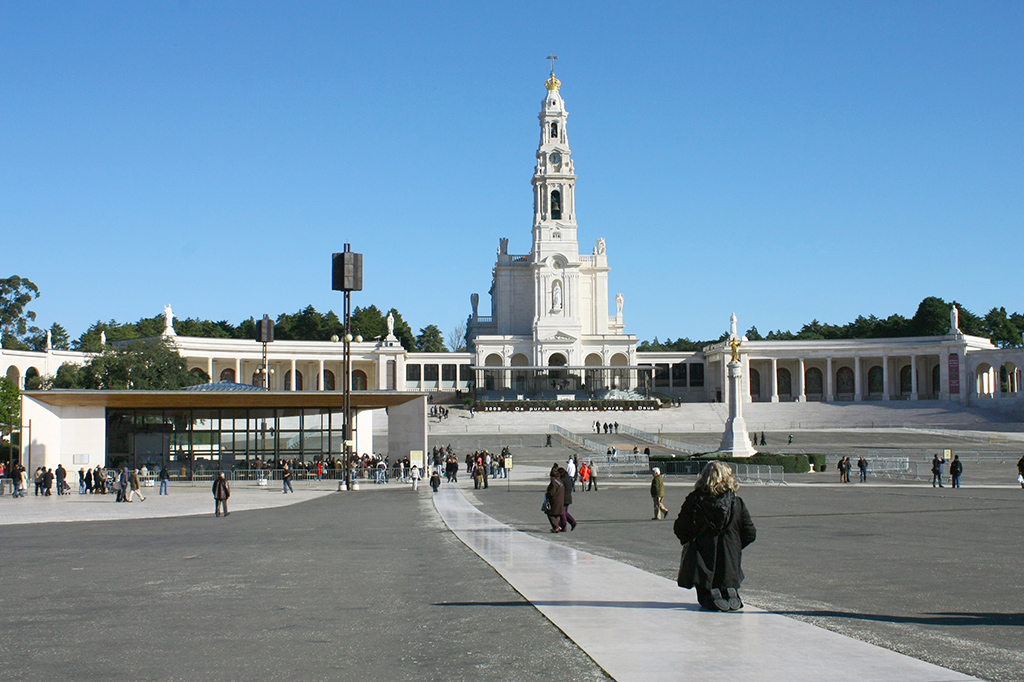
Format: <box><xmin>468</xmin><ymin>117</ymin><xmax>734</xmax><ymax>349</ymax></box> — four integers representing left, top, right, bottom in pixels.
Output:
<box><xmin>105</xmin><ymin>407</ymin><xmax>347</xmax><ymax>472</ymax></box>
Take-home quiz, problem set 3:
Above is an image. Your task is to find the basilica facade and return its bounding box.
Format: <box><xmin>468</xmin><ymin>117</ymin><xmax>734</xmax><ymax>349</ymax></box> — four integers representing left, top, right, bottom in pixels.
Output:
<box><xmin>4</xmin><ymin>71</ymin><xmax>1023</xmax><ymax>411</ymax></box>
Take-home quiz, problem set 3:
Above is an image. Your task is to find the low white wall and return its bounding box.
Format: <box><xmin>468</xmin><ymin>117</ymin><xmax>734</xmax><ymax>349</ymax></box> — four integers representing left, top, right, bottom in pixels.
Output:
<box><xmin>22</xmin><ymin>397</ymin><xmax>106</xmax><ymax>472</ymax></box>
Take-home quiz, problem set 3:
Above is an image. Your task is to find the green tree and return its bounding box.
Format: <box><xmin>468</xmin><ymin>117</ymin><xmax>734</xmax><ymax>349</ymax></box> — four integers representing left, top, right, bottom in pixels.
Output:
<box><xmin>80</xmin><ymin>339</ymin><xmax>207</xmax><ymax>389</ymax></box>
<box><xmin>350</xmin><ymin>305</ymin><xmax>387</xmax><ymax>341</ymax></box>
<box><xmin>0</xmin><ymin>275</ymin><xmax>40</xmax><ymax>348</ymax></box>
<box><xmin>174</xmin><ymin>317</ymin><xmax>236</xmax><ymax>339</ymax></box>
<box><xmin>416</xmin><ymin>325</ymin><xmax>447</xmax><ymax>353</ymax></box>
<box><xmin>983</xmin><ymin>307</ymin><xmax>1021</xmax><ymax>348</ymax></box>
<box><xmin>0</xmin><ymin>376</ymin><xmax>19</xmax><ymax>431</ymax></box>
<box><xmin>907</xmin><ymin>296</ymin><xmax>951</xmax><ymax>337</ymax></box>
<box><xmin>48</xmin><ymin>362</ymin><xmax>87</xmax><ymax>389</ymax></box>
<box><xmin>744</xmin><ymin>326</ymin><xmax>763</xmax><ymax>341</ymax></box>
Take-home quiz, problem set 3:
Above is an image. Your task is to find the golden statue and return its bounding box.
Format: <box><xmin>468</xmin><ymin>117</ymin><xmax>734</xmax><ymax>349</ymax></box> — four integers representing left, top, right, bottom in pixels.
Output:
<box><xmin>729</xmin><ymin>336</ymin><xmax>742</xmax><ymax>362</ymax></box>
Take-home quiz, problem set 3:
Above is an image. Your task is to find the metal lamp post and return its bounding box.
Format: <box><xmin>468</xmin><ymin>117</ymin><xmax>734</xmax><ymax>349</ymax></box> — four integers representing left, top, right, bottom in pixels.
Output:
<box><xmin>332</xmin><ymin>245</ymin><xmax>363</xmax><ymax>491</ymax></box>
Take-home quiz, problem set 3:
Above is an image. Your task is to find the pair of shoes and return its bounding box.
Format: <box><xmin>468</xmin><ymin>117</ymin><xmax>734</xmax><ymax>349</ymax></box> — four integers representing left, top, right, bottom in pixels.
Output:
<box><xmin>215</xmin><ymin>513</ymin><xmax>220</xmax><ymax>517</ymax></box>
<box><xmin>551</xmin><ymin>528</ymin><xmax>562</xmax><ymax>533</ymax></box>
<box><xmin>570</xmin><ymin>523</ymin><xmax>577</xmax><ymax>531</ymax></box>
<box><xmin>224</xmin><ymin>512</ymin><xmax>229</xmax><ymax>516</ymax></box>
<box><xmin>724</xmin><ymin>587</ymin><xmax>743</xmax><ymax>610</ymax></box>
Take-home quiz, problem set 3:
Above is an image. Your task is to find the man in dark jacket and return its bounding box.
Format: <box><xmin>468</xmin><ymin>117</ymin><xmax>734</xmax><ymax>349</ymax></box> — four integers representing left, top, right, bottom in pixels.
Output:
<box><xmin>559</xmin><ymin>467</ymin><xmax>577</xmax><ymax>531</ymax></box>
<box><xmin>950</xmin><ymin>455</ymin><xmax>963</xmax><ymax>488</ymax></box>
<box><xmin>674</xmin><ymin>461</ymin><xmax>756</xmax><ymax>611</ymax></box>
<box><xmin>545</xmin><ymin>471</ymin><xmax>565</xmax><ymax>533</ymax></box>
<box><xmin>931</xmin><ymin>454</ymin><xmax>945</xmax><ymax>488</ymax></box>
<box><xmin>212</xmin><ymin>472</ymin><xmax>230</xmax><ymax>517</ymax></box>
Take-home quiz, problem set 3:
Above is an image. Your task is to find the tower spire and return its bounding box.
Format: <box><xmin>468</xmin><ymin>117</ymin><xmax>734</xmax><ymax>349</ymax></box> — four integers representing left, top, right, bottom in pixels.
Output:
<box><xmin>545</xmin><ymin>53</ymin><xmax>560</xmax><ymax>90</ymax></box>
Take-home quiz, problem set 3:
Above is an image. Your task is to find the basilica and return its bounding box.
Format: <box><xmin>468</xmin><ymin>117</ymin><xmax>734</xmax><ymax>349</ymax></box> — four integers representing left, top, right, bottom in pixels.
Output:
<box><xmin>4</xmin><ymin>71</ymin><xmax>1023</xmax><ymax>417</ymax></box>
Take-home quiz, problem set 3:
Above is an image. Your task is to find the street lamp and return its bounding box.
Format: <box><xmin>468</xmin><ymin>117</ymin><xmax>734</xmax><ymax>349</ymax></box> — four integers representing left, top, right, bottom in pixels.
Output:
<box><xmin>332</xmin><ymin>245</ymin><xmax>363</xmax><ymax>491</ymax></box>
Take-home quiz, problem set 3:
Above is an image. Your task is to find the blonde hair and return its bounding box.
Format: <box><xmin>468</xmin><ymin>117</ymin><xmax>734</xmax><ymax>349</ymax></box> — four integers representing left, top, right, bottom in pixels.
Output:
<box><xmin>695</xmin><ymin>461</ymin><xmax>738</xmax><ymax>496</ymax></box>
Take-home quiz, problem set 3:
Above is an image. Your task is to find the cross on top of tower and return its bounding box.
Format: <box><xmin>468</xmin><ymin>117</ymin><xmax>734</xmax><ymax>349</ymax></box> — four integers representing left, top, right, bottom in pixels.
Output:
<box><xmin>547</xmin><ymin>52</ymin><xmax>558</xmax><ymax>76</ymax></box>
<box><xmin>545</xmin><ymin>53</ymin><xmax>561</xmax><ymax>91</ymax></box>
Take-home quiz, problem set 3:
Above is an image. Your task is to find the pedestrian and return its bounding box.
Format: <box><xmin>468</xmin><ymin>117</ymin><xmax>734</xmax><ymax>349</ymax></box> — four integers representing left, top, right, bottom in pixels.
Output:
<box><xmin>578</xmin><ymin>462</ymin><xmax>590</xmax><ymax>492</ymax></box>
<box><xmin>857</xmin><ymin>456</ymin><xmax>868</xmax><ymax>483</ymax></box>
<box><xmin>950</xmin><ymin>455</ymin><xmax>962</xmax><ymax>489</ymax></box>
<box><xmin>931</xmin><ymin>454</ymin><xmax>945</xmax><ymax>488</ymax></box>
<box><xmin>127</xmin><ymin>468</ymin><xmax>147</xmax><ymax>502</ymax></box>
<box><xmin>429</xmin><ymin>468</ymin><xmax>441</xmax><ymax>493</ymax></box>
<box><xmin>651</xmin><ymin>467</ymin><xmax>669</xmax><ymax>520</ymax></box>
<box><xmin>158</xmin><ymin>466</ymin><xmax>170</xmax><ymax>495</ymax></box>
<box><xmin>759</xmin><ymin>432</ymin><xmax>766</xmax><ymax>446</ymax></box>
<box><xmin>544</xmin><ymin>469</ymin><xmax>565</xmax><ymax>533</ymax></box>
<box><xmin>1017</xmin><ymin>455</ymin><xmax>1024</xmax><ymax>488</ymax></box>
<box><xmin>559</xmin><ymin>467</ymin><xmax>577</xmax><ymax>531</ymax></box>
<box><xmin>787</xmin><ymin>434</ymin><xmax>793</xmax><ymax>445</ymax></box>
<box><xmin>566</xmin><ymin>456</ymin><xmax>577</xmax><ymax>491</ymax></box>
<box><xmin>588</xmin><ymin>461</ymin><xmax>598</xmax><ymax>491</ymax></box>
<box><xmin>78</xmin><ymin>468</ymin><xmax>86</xmax><ymax>495</ymax></box>
<box><xmin>673</xmin><ymin>461</ymin><xmax>757</xmax><ymax>611</ymax></box>
<box><xmin>282</xmin><ymin>464</ymin><xmax>294</xmax><ymax>494</ymax></box>
<box><xmin>410</xmin><ymin>464</ymin><xmax>421</xmax><ymax>491</ymax></box>
<box><xmin>55</xmin><ymin>464</ymin><xmax>67</xmax><ymax>495</ymax></box>
<box><xmin>473</xmin><ymin>461</ymin><xmax>484</xmax><ymax>489</ymax></box>
<box><xmin>212</xmin><ymin>472</ymin><xmax>230</xmax><ymax>517</ymax></box>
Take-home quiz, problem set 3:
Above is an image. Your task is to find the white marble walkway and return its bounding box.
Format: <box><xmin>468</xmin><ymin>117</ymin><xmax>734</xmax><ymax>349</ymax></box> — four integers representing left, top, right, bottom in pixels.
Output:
<box><xmin>433</xmin><ymin>486</ymin><xmax>978</xmax><ymax>682</ymax></box>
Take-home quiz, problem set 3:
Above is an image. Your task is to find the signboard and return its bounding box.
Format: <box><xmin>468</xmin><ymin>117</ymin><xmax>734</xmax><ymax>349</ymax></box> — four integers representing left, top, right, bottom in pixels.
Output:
<box><xmin>948</xmin><ymin>354</ymin><xmax>960</xmax><ymax>395</ymax></box>
<box><xmin>505</xmin><ymin>456</ymin><xmax>513</xmax><ymax>470</ymax></box>
<box><xmin>409</xmin><ymin>450</ymin><xmax>425</xmax><ymax>470</ymax></box>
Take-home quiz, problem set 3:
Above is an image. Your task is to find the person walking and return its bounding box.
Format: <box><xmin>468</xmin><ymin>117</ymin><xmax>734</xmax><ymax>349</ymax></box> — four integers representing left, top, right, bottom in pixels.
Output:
<box><xmin>651</xmin><ymin>467</ymin><xmax>670</xmax><ymax>520</ymax></box>
<box><xmin>673</xmin><ymin>461</ymin><xmax>756</xmax><ymax>611</ymax></box>
<box><xmin>429</xmin><ymin>468</ymin><xmax>441</xmax><ymax>493</ymax></box>
<box><xmin>588</xmin><ymin>461</ymin><xmax>598</xmax><ymax>491</ymax></box>
<box><xmin>127</xmin><ymin>468</ymin><xmax>147</xmax><ymax>502</ymax></box>
<box><xmin>559</xmin><ymin>467</ymin><xmax>577</xmax><ymax>531</ymax></box>
<box><xmin>931</xmin><ymin>454</ymin><xmax>945</xmax><ymax>488</ymax></box>
<box><xmin>282</xmin><ymin>464</ymin><xmax>294</xmax><ymax>494</ymax></box>
<box><xmin>544</xmin><ymin>470</ymin><xmax>565</xmax><ymax>533</ymax></box>
<box><xmin>158</xmin><ymin>466</ymin><xmax>170</xmax><ymax>495</ymax></box>
<box><xmin>1017</xmin><ymin>455</ymin><xmax>1024</xmax><ymax>489</ymax></box>
<box><xmin>857</xmin><ymin>456</ymin><xmax>868</xmax><ymax>483</ymax></box>
<box><xmin>212</xmin><ymin>472</ymin><xmax>230</xmax><ymax>517</ymax></box>
<box><xmin>410</xmin><ymin>464</ymin><xmax>421</xmax><ymax>491</ymax></box>
<box><xmin>950</xmin><ymin>455</ymin><xmax>963</xmax><ymax>489</ymax></box>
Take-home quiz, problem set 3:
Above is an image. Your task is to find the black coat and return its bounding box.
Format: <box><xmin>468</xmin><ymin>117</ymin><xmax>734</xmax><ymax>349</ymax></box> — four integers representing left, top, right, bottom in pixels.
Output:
<box><xmin>560</xmin><ymin>473</ymin><xmax>573</xmax><ymax>506</ymax></box>
<box><xmin>673</xmin><ymin>490</ymin><xmax>756</xmax><ymax>591</ymax></box>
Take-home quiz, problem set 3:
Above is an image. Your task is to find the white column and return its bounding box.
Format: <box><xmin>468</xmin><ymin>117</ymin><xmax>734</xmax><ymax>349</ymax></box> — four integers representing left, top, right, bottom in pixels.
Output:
<box><xmin>235</xmin><ymin>357</ymin><xmax>241</xmax><ymax>385</ymax></box>
<box><xmin>826</xmin><ymin>357</ymin><xmax>834</xmax><ymax>402</ymax></box>
<box><xmin>854</xmin><ymin>357</ymin><xmax>862</xmax><ymax>401</ymax></box>
<box><xmin>207</xmin><ymin>357</ymin><xmax>213</xmax><ymax>383</ymax></box>
<box><xmin>770</xmin><ymin>358</ymin><xmax>779</xmax><ymax>403</ymax></box>
<box><xmin>290</xmin><ymin>358</ymin><xmax>297</xmax><ymax>391</ymax></box>
<box><xmin>796</xmin><ymin>358</ymin><xmax>806</xmax><ymax>402</ymax></box>
<box><xmin>318</xmin><ymin>359</ymin><xmax>325</xmax><ymax>391</ymax></box>
<box><xmin>910</xmin><ymin>354</ymin><xmax>918</xmax><ymax>400</ymax></box>
<box><xmin>882</xmin><ymin>356</ymin><xmax>890</xmax><ymax>401</ymax></box>
<box><xmin>720</xmin><ymin>358</ymin><xmax>728</xmax><ymax>405</ymax></box>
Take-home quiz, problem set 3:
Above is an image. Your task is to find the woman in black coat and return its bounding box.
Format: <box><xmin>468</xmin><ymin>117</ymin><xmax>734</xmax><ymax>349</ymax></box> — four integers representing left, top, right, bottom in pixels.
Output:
<box><xmin>673</xmin><ymin>461</ymin><xmax>756</xmax><ymax>611</ymax></box>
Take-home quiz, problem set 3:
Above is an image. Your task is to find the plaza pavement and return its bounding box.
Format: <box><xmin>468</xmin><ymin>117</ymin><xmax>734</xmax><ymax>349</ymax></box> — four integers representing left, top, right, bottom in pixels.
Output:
<box><xmin>4</xmin><ymin>443</ymin><xmax>1020</xmax><ymax>681</ymax></box>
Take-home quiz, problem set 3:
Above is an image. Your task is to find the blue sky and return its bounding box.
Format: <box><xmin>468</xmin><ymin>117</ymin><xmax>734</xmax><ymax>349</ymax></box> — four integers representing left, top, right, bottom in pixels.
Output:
<box><xmin>2</xmin><ymin>1</ymin><xmax>1022</xmax><ymax>343</ymax></box>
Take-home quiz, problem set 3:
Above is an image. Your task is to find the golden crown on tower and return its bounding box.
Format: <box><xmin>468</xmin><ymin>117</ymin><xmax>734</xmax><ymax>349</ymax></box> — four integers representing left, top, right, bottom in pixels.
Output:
<box><xmin>545</xmin><ymin>74</ymin><xmax>561</xmax><ymax>91</ymax></box>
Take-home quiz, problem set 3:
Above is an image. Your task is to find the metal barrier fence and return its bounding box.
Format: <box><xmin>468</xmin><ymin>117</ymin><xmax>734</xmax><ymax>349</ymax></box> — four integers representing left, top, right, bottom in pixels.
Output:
<box><xmin>657</xmin><ymin>461</ymin><xmax>786</xmax><ymax>485</ymax></box>
<box><xmin>0</xmin><ymin>478</ymin><xmax>12</xmax><ymax>495</ymax></box>
<box><xmin>616</xmin><ymin>424</ymin><xmax>705</xmax><ymax>455</ymax></box>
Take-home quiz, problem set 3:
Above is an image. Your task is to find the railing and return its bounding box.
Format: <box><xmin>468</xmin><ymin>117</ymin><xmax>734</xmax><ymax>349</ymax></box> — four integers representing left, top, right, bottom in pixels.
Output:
<box><xmin>0</xmin><ymin>478</ymin><xmax>12</xmax><ymax>495</ymax></box>
<box><xmin>731</xmin><ymin>464</ymin><xmax>786</xmax><ymax>486</ymax></box>
<box><xmin>550</xmin><ymin>424</ymin><xmax>650</xmax><ymax>475</ymax></box>
<box><xmin>617</xmin><ymin>423</ymin><xmax>705</xmax><ymax>455</ymax></box>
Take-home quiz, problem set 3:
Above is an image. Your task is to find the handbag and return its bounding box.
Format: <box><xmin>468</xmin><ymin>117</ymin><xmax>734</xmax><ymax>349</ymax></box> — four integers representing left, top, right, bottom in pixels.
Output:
<box><xmin>541</xmin><ymin>495</ymin><xmax>552</xmax><ymax>513</ymax></box>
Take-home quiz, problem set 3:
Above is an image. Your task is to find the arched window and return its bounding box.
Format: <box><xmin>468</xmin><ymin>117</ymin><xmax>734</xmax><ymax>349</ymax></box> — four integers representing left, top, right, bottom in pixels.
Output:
<box><xmin>867</xmin><ymin>366</ymin><xmax>883</xmax><ymax>394</ymax></box>
<box><xmin>550</xmin><ymin>122</ymin><xmax>558</xmax><ymax>138</ymax></box>
<box><xmin>836</xmin><ymin>367</ymin><xmax>854</xmax><ymax>394</ymax></box>
<box><xmin>352</xmin><ymin>370</ymin><xmax>367</xmax><ymax>391</ymax></box>
<box><xmin>805</xmin><ymin>367</ymin><xmax>823</xmax><ymax>395</ymax></box>
<box><xmin>749</xmin><ymin>368</ymin><xmax>761</xmax><ymax>398</ymax></box>
<box><xmin>550</xmin><ymin>190</ymin><xmax>562</xmax><ymax>219</ymax></box>
<box><xmin>777</xmin><ymin>367</ymin><xmax>792</xmax><ymax>396</ymax></box>
<box><xmin>285</xmin><ymin>370</ymin><xmax>303</xmax><ymax>391</ymax></box>
<box><xmin>323</xmin><ymin>370</ymin><xmax>336</xmax><ymax>391</ymax></box>
<box><xmin>220</xmin><ymin>368</ymin><xmax>235</xmax><ymax>383</ymax></box>
<box><xmin>900</xmin><ymin>365</ymin><xmax>912</xmax><ymax>394</ymax></box>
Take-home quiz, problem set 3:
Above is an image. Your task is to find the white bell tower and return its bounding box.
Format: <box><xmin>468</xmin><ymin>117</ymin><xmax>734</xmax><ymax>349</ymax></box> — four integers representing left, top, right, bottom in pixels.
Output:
<box><xmin>531</xmin><ymin>58</ymin><xmax>583</xmax><ymax>349</ymax></box>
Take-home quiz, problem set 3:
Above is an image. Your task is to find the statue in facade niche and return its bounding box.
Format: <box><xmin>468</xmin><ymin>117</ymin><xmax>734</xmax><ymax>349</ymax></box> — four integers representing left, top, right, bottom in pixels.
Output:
<box><xmin>552</xmin><ymin>281</ymin><xmax>563</xmax><ymax>311</ymax></box>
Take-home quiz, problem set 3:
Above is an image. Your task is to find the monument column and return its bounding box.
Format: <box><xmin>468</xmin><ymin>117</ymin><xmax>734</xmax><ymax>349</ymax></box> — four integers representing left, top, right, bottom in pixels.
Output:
<box><xmin>882</xmin><ymin>356</ymin><xmax>890</xmax><ymax>401</ymax></box>
<box><xmin>854</xmin><ymin>357</ymin><xmax>863</xmax><ymax>401</ymax></box>
<box><xmin>716</xmin><ymin>328</ymin><xmax>756</xmax><ymax>458</ymax></box>
<box><xmin>910</xmin><ymin>354</ymin><xmax>918</xmax><ymax>400</ymax></box>
<box><xmin>796</xmin><ymin>358</ymin><xmax>806</xmax><ymax>402</ymax></box>
<box><xmin>770</xmin><ymin>358</ymin><xmax>779</xmax><ymax>403</ymax></box>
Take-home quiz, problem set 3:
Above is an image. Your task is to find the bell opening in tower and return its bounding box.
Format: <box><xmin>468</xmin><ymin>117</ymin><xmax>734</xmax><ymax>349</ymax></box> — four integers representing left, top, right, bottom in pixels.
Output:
<box><xmin>550</xmin><ymin>122</ymin><xmax>558</xmax><ymax>138</ymax></box>
<box><xmin>551</xmin><ymin>190</ymin><xmax>562</xmax><ymax>220</ymax></box>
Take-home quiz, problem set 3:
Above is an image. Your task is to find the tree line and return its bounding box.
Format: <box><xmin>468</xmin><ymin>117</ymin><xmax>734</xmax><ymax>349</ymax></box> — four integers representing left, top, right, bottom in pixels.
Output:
<box><xmin>0</xmin><ymin>276</ymin><xmax>467</xmax><ymax>354</ymax></box>
<box><xmin>639</xmin><ymin>297</ymin><xmax>1024</xmax><ymax>351</ymax></box>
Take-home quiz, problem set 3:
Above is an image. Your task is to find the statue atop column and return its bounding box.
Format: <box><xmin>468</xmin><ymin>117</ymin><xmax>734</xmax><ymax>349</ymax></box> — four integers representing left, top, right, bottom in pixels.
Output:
<box><xmin>387</xmin><ymin>311</ymin><xmax>395</xmax><ymax>337</ymax></box>
<box><xmin>46</xmin><ymin>329</ymin><xmax>52</xmax><ymax>350</ymax></box>
<box><xmin>730</xmin><ymin>312</ymin><xmax>738</xmax><ymax>340</ymax></box>
<box><xmin>596</xmin><ymin>238</ymin><xmax>606</xmax><ymax>255</ymax></box>
<box><xmin>615</xmin><ymin>293</ymin><xmax>624</xmax><ymax>317</ymax></box>
<box><xmin>163</xmin><ymin>304</ymin><xmax>176</xmax><ymax>337</ymax></box>
<box><xmin>949</xmin><ymin>305</ymin><xmax>960</xmax><ymax>334</ymax></box>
